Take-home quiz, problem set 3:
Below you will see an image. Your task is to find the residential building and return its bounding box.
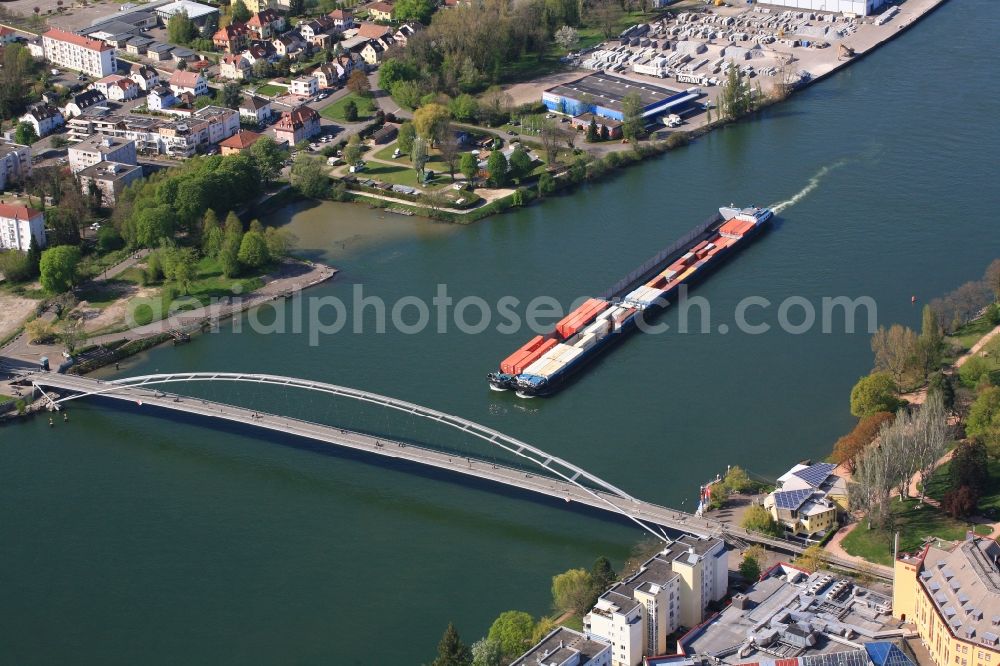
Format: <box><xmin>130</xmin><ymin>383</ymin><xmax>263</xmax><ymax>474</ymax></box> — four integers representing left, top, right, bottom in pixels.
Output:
<box><xmin>313</xmin><ymin>62</ymin><xmax>344</xmax><ymax>89</ymax></box>
<box><xmin>327</xmin><ymin>8</ymin><xmax>355</xmax><ymax>30</ymax></box>
<box><xmin>243</xmin><ymin>40</ymin><xmax>277</xmax><ymax>65</ymax></box>
<box><xmin>193</xmin><ymin>105</ymin><xmax>241</xmax><ymax>146</ymax></box>
<box><xmin>570</xmin><ymin>113</ymin><xmax>623</xmax><ymax>139</ymax></box>
<box><xmin>290</xmin><ymin>75</ymin><xmax>318</xmax><ymax>97</ymax></box>
<box><xmin>272</xmin><ymin>34</ymin><xmax>303</xmax><ymax>58</ymax></box>
<box><xmin>360</xmin><ymin>38</ymin><xmax>391</xmax><ymax>66</ymax></box>
<box><xmin>171</xmin><ymin>47</ymin><xmax>198</xmax><ymax>65</ymax></box>
<box><xmin>154</xmin><ymin>0</ymin><xmax>219</xmax><ymax>28</ymax></box>
<box><xmin>93</xmin><ymin>74</ymin><xmax>139</xmax><ymax>101</ymax></box>
<box><xmin>68</xmin><ymin>135</ymin><xmax>137</xmax><ymax>173</ymax></box>
<box><xmin>243</xmin><ymin>0</ymin><xmax>275</xmax><ymax>14</ymax></box>
<box><xmin>298</xmin><ymin>17</ymin><xmax>335</xmax><ymax>47</ymax></box>
<box><xmin>246</xmin><ymin>9</ymin><xmax>285</xmax><ymax>40</ymax></box>
<box><xmin>355</xmin><ymin>21</ymin><xmax>393</xmax><ymax>40</ymax></box>
<box><xmin>762</xmin><ymin>461</ymin><xmax>847</xmax><ymax>540</ymax></box>
<box><xmin>42</xmin><ymin>28</ymin><xmax>117</xmax><ymax>78</ymax></box>
<box><xmin>367</xmin><ymin>1</ymin><xmax>394</xmax><ymax>21</ymax></box>
<box><xmin>0</xmin><ymin>143</ymin><xmax>32</xmax><ymax>192</ymax></box>
<box><xmin>393</xmin><ymin>21</ymin><xmax>422</xmax><ymax>46</ymax></box>
<box><xmin>147</xmin><ymin>84</ymin><xmax>177</xmax><ymax>111</ymax></box>
<box><xmin>76</xmin><ymin>161</ymin><xmax>143</xmax><ymax>205</ymax></box>
<box><xmin>219</xmin><ymin>130</ymin><xmax>263</xmax><ymax>155</ymax></box>
<box><xmin>64</xmin><ymin>89</ymin><xmax>108</xmax><ymax>119</ymax></box>
<box><xmin>169</xmin><ymin>70</ymin><xmax>208</xmax><ymax>97</ymax></box>
<box><xmin>19</xmin><ymin>104</ymin><xmax>64</xmax><ymax>138</ymax></box>
<box><xmin>585</xmin><ymin>536</ymin><xmax>727</xmax><ymax>666</ymax></box>
<box><xmin>893</xmin><ymin>535</ymin><xmax>1000</xmax><ymax>666</ymax></box>
<box><xmin>213</xmin><ymin>22</ymin><xmax>249</xmax><ymax>53</ymax></box>
<box><xmin>0</xmin><ymin>203</ymin><xmax>44</xmax><ymax>252</ymax></box>
<box><xmin>511</xmin><ymin>627</ymin><xmax>611</xmax><ymax>666</ymax></box>
<box><xmin>130</xmin><ymin>65</ymin><xmax>160</xmax><ymax>92</ymax></box>
<box><xmin>274</xmin><ymin>105</ymin><xmax>319</xmax><ymax>145</ymax></box>
<box><xmin>220</xmin><ymin>53</ymin><xmax>253</xmax><ymax>80</ymax></box>
<box><xmin>238</xmin><ymin>95</ymin><xmax>272</xmax><ymax>125</ymax></box>
<box><xmin>25</xmin><ymin>37</ymin><xmax>45</xmax><ymax>58</ymax></box>
<box><xmin>64</xmin><ymin>107</ymin><xmax>238</xmax><ymax>159</ymax></box>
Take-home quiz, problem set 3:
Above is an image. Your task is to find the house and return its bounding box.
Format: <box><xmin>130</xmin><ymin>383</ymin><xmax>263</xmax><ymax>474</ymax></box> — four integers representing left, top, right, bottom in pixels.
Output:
<box><xmin>64</xmin><ymin>90</ymin><xmax>108</xmax><ymax>119</ymax></box>
<box><xmin>274</xmin><ymin>105</ymin><xmax>319</xmax><ymax>145</ymax></box>
<box><xmin>145</xmin><ymin>42</ymin><xmax>174</xmax><ymax>61</ymax></box>
<box><xmin>219</xmin><ymin>130</ymin><xmax>262</xmax><ymax>155</ymax></box>
<box><xmin>313</xmin><ymin>62</ymin><xmax>344</xmax><ymax>89</ymax></box>
<box><xmin>130</xmin><ymin>65</ymin><xmax>159</xmax><ymax>92</ymax></box>
<box><xmin>272</xmin><ymin>34</ymin><xmax>303</xmax><ymax>59</ymax></box>
<box><xmin>393</xmin><ymin>21</ymin><xmax>422</xmax><ymax>46</ymax></box>
<box><xmin>68</xmin><ymin>135</ymin><xmax>137</xmax><ymax>173</ymax></box>
<box><xmin>169</xmin><ymin>70</ymin><xmax>208</xmax><ymax>97</ymax></box>
<box><xmin>93</xmin><ymin>74</ymin><xmax>138</xmax><ymax>101</ymax></box>
<box><xmin>366</xmin><ymin>1</ymin><xmax>395</xmax><ymax>22</ymax></box>
<box><xmin>327</xmin><ymin>9</ymin><xmax>355</xmax><ymax>30</ymax></box>
<box><xmin>289</xmin><ymin>75</ymin><xmax>318</xmax><ymax>97</ymax></box>
<box><xmin>0</xmin><ymin>142</ymin><xmax>32</xmax><ymax>193</ymax></box>
<box><xmin>355</xmin><ymin>21</ymin><xmax>393</xmax><ymax>40</ymax></box>
<box><xmin>246</xmin><ymin>9</ymin><xmax>285</xmax><ymax>40</ymax></box>
<box><xmin>154</xmin><ymin>0</ymin><xmax>220</xmax><ymax>28</ymax></box>
<box><xmin>147</xmin><ymin>84</ymin><xmax>177</xmax><ymax>111</ymax></box>
<box><xmin>220</xmin><ymin>53</ymin><xmax>253</xmax><ymax>80</ymax></box>
<box><xmin>21</xmin><ymin>104</ymin><xmax>64</xmax><ymax>138</ymax></box>
<box><xmin>243</xmin><ymin>40</ymin><xmax>277</xmax><ymax>65</ymax></box>
<box><xmin>337</xmin><ymin>52</ymin><xmax>360</xmax><ymax>78</ymax></box>
<box><xmin>76</xmin><ymin>161</ymin><xmax>143</xmax><ymax>206</ymax></box>
<box><xmin>213</xmin><ymin>22</ymin><xmax>249</xmax><ymax>53</ymax></box>
<box><xmin>193</xmin><ymin>105</ymin><xmax>241</xmax><ymax>146</ymax></box>
<box><xmin>242</xmin><ymin>0</ymin><xmax>275</xmax><ymax>14</ymax></box>
<box><xmin>359</xmin><ymin>39</ymin><xmax>390</xmax><ymax>66</ymax></box>
<box><xmin>298</xmin><ymin>17</ymin><xmax>335</xmax><ymax>47</ymax></box>
<box><xmin>42</xmin><ymin>28</ymin><xmax>117</xmax><ymax>78</ymax></box>
<box><xmin>0</xmin><ymin>203</ymin><xmax>45</xmax><ymax>252</ymax></box>
<box><xmin>238</xmin><ymin>95</ymin><xmax>272</xmax><ymax>125</ymax></box>
<box><xmin>570</xmin><ymin>112</ymin><xmax>623</xmax><ymax>139</ymax></box>
<box><xmin>762</xmin><ymin>461</ymin><xmax>846</xmax><ymax>539</ymax></box>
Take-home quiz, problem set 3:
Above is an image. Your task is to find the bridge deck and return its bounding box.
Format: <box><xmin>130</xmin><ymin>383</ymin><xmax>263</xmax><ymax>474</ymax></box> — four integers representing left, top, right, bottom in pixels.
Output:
<box><xmin>24</xmin><ymin>372</ymin><xmax>891</xmax><ymax>581</ymax></box>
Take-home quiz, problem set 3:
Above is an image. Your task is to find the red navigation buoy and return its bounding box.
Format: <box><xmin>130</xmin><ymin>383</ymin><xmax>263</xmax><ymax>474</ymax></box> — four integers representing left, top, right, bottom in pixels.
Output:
<box><xmin>911</xmin><ymin>295</ymin><xmax>916</xmax><ymax>303</ymax></box>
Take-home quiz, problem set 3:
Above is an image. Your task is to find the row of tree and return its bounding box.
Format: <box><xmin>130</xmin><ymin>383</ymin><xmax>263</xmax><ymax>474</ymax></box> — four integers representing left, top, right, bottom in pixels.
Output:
<box><xmin>929</xmin><ymin>260</ymin><xmax>1000</xmax><ymax>334</ymax></box>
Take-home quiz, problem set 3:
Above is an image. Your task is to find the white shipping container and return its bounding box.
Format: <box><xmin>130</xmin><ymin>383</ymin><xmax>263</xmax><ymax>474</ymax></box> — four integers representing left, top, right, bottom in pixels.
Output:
<box><xmin>523</xmin><ymin>357</ymin><xmax>552</xmax><ymax>376</ymax></box>
<box><xmin>583</xmin><ymin>317</ymin><xmax>611</xmax><ymax>338</ymax></box>
<box><xmin>575</xmin><ymin>333</ymin><xmax>597</xmax><ymax>350</ymax></box>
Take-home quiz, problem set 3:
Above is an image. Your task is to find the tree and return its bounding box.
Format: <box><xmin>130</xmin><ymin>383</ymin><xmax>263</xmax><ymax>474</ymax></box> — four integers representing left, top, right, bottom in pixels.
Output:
<box><xmin>537</xmin><ymin>172</ymin><xmax>556</xmax><ymax>197</ymax></box>
<box><xmin>620</xmin><ymin>91</ymin><xmax>644</xmax><ymax>143</ymax></box>
<box><xmin>600</xmin><ymin>124</ymin><xmax>610</xmax><ymax>141</ymax></box>
<box><xmin>950</xmin><ymin>440</ymin><xmax>988</xmax><ymax>493</ymax></box>
<box><xmin>830</xmin><ymin>411</ymin><xmax>895</xmax><ymax>473</ymax></box>
<box><xmin>287</xmin><ymin>0</ymin><xmax>305</xmax><ymax>16</ymax></box>
<box><xmin>14</xmin><ymin>121</ymin><xmax>37</xmax><ymax>145</ymax></box>
<box><xmin>231</xmin><ymin>0</ymin><xmax>251</xmax><ymax>22</ymax></box>
<box><xmin>911</xmin><ymin>393</ymin><xmax>949</xmax><ymax>504</ymax></box>
<box><xmin>919</xmin><ymin>305</ymin><xmax>944</xmax><ymax>373</ymax></box>
<box><xmin>486</xmin><ymin>611</ymin><xmax>534</xmax><ymax>659</ymax></box>
<box><xmin>460</xmin><ymin>152</ymin><xmax>478</xmax><ymax>183</ymax></box>
<box><xmin>264</xmin><ymin>227</ymin><xmax>292</xmax><ymax>259</ymax></box>
<box><xmin>220</xmin><ymin>211</ymin><xmax>243</xmax><ymax>278</ymax></box>
<box><xmin>439</xmin><ymin>132</ymin><xmax>461</xmax><ymax>181</ymax></box>
<box><xmin>97</xmin><ymin>226</ymin><xmax>124</xmax><ymax>253</ymax></box>
<box><xmin>449</xmin><ymin>94</ymin><xmax>479</xmax><ymax>123</ymax></box>
<box><xmin>237</xmin><ymin>230</ymin><xmax>269</xmax><ymax>268</ymax></box>
<box><xmin>719</xmin><ymin>61</ymin><xmax>751</xmax><ymax>119</ymax></box>
<box><xmin>432</xmin><ymin>623</ymin><xmax>472</xmax><ymax>666</ymax></box>
<box><xmin>871</xmin><ymin>324</ymin><xmax>921</xmax><ymax>388</ymax></box>
<box><xmin>507</xmin><ymin>147</ymin><xmax>532</xmax><ymax>182</ymax></box>
<box><xmin>347</xmin><ymin>69</ymin><xmax>370</xmax><ymax>97</ymax></box>
<box><xmin>985</xmin><ymin>259</ymin><xmax>1000</xmax><ymax>301</ymax></box>
<box><xmin>395</xmin><ymin>0</ymin><xmax>435</xmax><ymax>23</ymax></box>
<box><xmin>167</xmin><ymin>10</ymin><xmax>197</xmax><ymax>45</ymax></box>
<box><xmin>413</xmin><ymin>103</ymin><xmax>451</xmax><ymax>146</ymax></box>
<box><xmin>0</xmin><ymin>43</ymin><xmax>35</xmax><ymax>121</ymax></box>
<box><xmin>411</xmin><ymin>137</ymin><xmax>429</xmax><ymax>177</ymax></box>
<box><xmin>589</xmin><ymin>0</ymin><xmax>624</xmax><ymax>38</ymax></box>
<box><xmin>176</xmin><ymin>58</ymin><xmax>189</xmax><ymax>71</ymax></box>
<box><xmin>586</xmin><ymin>116</ymin><xmax>599</xmax><ymax>142</ymax></box>
<box><xmin>966</xmin><ymin>387</ymin><xmax>1000</xmax><ymax>455</ymax></box>
<box><xmin>741</xmin><ymin>504</ymin><xmax>782</xmax><ymax>537</ymax></box>
<box><xmin>850</xmin><ymin>420</ymin><xmax>908</xmax><ymax>530</ymax></box>
<box><xmin>552</xmin><ymin>568</ymin><xmax>594</xmax><ymax>616</ymax></box>
<box><xmin>554</xmin><ymin>25</ymin><xmax>579</xmax><ymax>50</ymax></box>
<box><xmin>203</xmin><ymin>225</ymin><xmax>224</xmax><ymax>259</ymax></box>
<box><xmin>397</xmin><ymin>122</ymin><xmax>416</xmax><ymax>155</ymax></box>
<box><xmin>470</xmin><ymin>639</ymin><xmax>501</xmax><ymax>666</ymax></box>
<box><xmin>39</xmin><ymin>245</ymin><xmax>81</xmax><ymax>293</ymax></box>
<box><xmin>739</xmin><ymin>552</ymin><xmax>761</xmax><ymax>581</ymax></box>
<box><xmin>530</xmin><ymin>616</ymin><xmax>558</xmax><ymax>644</ymax></box>
<box><xmin>959</xmin><ymin>356</ymin><xmax>991</xmax><ymax>388</ymax></box>
<box><xmin>248</xmin><ymin>136</ymin><xmax>287</xmax><ymax>184</ymax></box>
<box><xmin>943</xmin><ymin>485</ymin><xmax>979</xmax><ymax>519</ymax></box>
<box><xmin>290</xmin><ymin>154</ymin><xmax>329</xmax><ymax>198</ymax></box>
<box><xmin>538</xmin><ymin>119</ymin><xmax>564</xmax><ymax>165</ymax></box>
<box><xmin>850</xmin><ymin>372</ymin><xmax>902</xmax><ymax>418</ymax></box>
<box><xmin>216</xmin><ymin>82</ymin><xmax>243</xmax><ymax>110</ymax></box>
<box><xmin>723</xmin><ymin>465</ymin><xmax>755</xmax><ymax>494</ymax></box>
<box><xmin>486</xmin><ymin>150</ymin><xmax>508</xmax><ymax>187</ymax></box>
<box><xmin>342</xmin><ymin>135</ymin><xmax>363</xmax><ymax>166</ymax></box>
<box><xmin>794</xmin><ymin>545</ymin><xmax>826</xmax><ymax>573</ymax></box>
<box><xmin>590</xmin><ymin>556</ymin><xmax>615</xmax><ymax>593</ymax></box>
<box><xmin>928</xmin><ymin>372</ymin><xmax>955</xmax><ymax>411</ymax></box>
<box><xmin>344</xmin><ymin>99</ymin><xmax>359</xmax><ymax>121</ymax></box>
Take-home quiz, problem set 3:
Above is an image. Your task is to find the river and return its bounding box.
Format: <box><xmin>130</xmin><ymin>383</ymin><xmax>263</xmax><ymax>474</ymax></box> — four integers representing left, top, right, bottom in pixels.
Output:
<box><xmin>2</xmin><ymin>1</ymin><xmax>999</xmax><ymax>662</ymax></box>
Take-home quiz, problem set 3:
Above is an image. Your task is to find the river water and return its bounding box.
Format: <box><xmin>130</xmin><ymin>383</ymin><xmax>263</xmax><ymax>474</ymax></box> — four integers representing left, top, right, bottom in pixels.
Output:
<box><xmin>3</xmin><ymin>2</ymin><xmax>999</xmax><ymax>663</ymax></box>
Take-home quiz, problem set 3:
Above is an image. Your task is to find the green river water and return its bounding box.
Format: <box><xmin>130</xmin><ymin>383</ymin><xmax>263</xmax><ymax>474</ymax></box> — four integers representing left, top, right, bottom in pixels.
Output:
<box><xmin>3</xmin><ymin>1</ymin><xmax>1000</xmax><ymax>662</ymax></box>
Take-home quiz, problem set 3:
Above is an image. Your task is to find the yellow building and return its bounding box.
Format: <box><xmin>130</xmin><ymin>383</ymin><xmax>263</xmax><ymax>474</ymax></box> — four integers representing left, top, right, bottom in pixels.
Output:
<box><xmin>893</xmin><ymin>536</ymin><xmax>1000</xmax><ymax>666</ymax></box>
<box><xmin>242</xmin><ymin>0</ymin><xmax>274</xmax><ymax>14</ymax></box>
<box><xmin>763</xmin><ymin>462</ymin><xmax>846</xmax><ymax>539</ymax></box>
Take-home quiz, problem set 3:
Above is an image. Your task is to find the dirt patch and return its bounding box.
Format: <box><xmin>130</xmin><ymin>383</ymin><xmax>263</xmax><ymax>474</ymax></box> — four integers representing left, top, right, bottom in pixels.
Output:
<box><xmin>503</xmin><ymin>70</ymin><xmax>587</xmax><ymax>107</ymax></box>
<box><xmin>0</xmin><ymin>292</ymin><xmax>38</xmax><ymax>341</ymax></box>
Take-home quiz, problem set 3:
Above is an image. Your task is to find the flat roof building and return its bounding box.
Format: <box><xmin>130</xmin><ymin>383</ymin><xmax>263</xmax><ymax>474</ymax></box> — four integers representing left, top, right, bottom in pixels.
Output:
<box><xmin>68</xmin><ymin>135</ymin><xmax>137</xmax><ymax>173</ymax></box>
<box><xmin>76</xmin><ymin>161</ymin><xmax>143</xmax><ymax>206</ymax></box>
<box><xmin>154</xmin><ymin>0</ymin><xmax>219</xmax><ymax>25</ymax></box>
<box><xmin>512</xmin><ymin>627</ymin><xmax>611</xmax><ymax>666</ymax></box>
<box><xmin>543</xmin><ymin>72</ymin><xmax>700</xmax><ymax>123</ymax></box>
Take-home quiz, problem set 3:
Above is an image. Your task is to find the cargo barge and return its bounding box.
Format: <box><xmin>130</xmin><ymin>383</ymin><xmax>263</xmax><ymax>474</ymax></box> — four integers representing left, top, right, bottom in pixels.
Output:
<box><xmin>487</xmin><ymin>205</ymin><xmax>773</xmax><ymax>397</ymax></box>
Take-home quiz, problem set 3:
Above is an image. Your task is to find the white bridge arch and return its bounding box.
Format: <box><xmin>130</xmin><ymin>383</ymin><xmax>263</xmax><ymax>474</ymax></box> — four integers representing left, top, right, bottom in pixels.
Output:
<box><xmin>44</xmin><ymin>372</ymin><xmax>670</xmax><ymax>540</ymax></box>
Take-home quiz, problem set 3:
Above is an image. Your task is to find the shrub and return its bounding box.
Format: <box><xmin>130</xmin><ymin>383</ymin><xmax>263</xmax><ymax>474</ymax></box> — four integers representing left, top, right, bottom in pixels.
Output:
<box><xmin>959</xmin><ymin>356</ymin><xmax>991</xmax><ymax>387</ymax></box>
<box><xmin>665</xmin><ymin>132</ymin><xmax>690</xmax><ymax>149</ymax></box>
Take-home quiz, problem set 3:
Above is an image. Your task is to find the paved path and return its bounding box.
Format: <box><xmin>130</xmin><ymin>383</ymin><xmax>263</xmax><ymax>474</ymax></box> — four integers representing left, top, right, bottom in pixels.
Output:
<box><xmin>92</xmin><ymin>249</ymin><xmax>150</xmax><ymax>283</ymax></box>
<box><xmin>955</xmin><ymin>323</ymin><xmax>1000</xmax><ymax>368</ymax></box>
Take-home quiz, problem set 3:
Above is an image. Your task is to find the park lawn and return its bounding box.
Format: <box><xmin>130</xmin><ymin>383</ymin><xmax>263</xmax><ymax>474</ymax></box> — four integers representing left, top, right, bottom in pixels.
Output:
<box><xmin>925</xmin><ymin>457</ymin><xmax>1000</xmax><ymax>518</ymax></box>
<box><xmin>841</xmin><ymin>499</ymin><xmax>977</xmax><ymax>566</ymax></box>
<box><xmin>320</xmin><ymin>93</ymin><xmax>376</xmax><ymax>122</ymax></box>
<box><xmin>256</xmin><ymin>83</ymin><xmax>287</xmax><ymax>97</ymax></box>
<box><xmin>948</xmin><ymin>313</ymin><xmax>997</xmax><ymax>351</ymax></box>
<box><xmin>362</xmin><ymin>163</ymin><xmax>448</xmax><ymax>189</ymax></box>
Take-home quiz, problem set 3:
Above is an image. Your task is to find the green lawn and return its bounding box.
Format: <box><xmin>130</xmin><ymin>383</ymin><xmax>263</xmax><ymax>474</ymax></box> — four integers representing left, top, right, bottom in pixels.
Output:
<box><xmin>925</xmin><ymin>457</ymin><xmax>1000</xmax><ymax>518</ymax></box>
<box><xmin>362</xmin><ymin>163</ymin><xmax>448</xmax><ymax>189</ymax></box>
<box><xmin>256</xmin><ymin>83</ymin><xmax>287</xmax><ymax>97</ymax></box>
<box><xmin>841</xmin><ymin>499</ymin><xmax>979</xmax><ymax>565</ymax></box>
<box><xmin>948</xmin><ymin>313</ymin><xmax>997</xmax><ymax>351</ymax></box>
<box><xmin>320</xmin><ymin>93</ymin><xmax>376</xmax><ymax>122</ymax></box>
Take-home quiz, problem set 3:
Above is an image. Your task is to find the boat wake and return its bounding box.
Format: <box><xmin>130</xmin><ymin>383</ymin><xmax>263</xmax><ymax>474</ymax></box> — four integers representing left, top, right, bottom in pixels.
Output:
<box><xmin>770</xmin><ymin>160</ymin><xmax>846</xmax><ymax>214</ymax></box>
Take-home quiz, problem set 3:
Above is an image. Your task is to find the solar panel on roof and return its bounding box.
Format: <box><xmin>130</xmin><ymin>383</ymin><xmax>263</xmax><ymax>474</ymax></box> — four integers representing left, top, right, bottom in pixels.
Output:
<box><xmin>792</xmin><ymin>462</ymin><xmax>836</xmax><ymax>488</ymax></box>
<box><xmin>774</xmin><ymin>488</ymin><xmax>814</xmax><ymax>511</ymax></box>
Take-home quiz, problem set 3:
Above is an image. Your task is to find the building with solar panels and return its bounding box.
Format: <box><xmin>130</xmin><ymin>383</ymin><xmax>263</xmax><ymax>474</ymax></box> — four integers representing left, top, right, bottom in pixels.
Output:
<box><xmin>893</xmin><ymin>536</ymin><xmax>1000</xmax><ymax>666</ymax></box>
<box><xmin>762</xmin><ymin>462</ymin><xmax>847</xmax><ymax>540</ymax></box>
<box><xmin>679</xmin><ymin>563</ymin><xmax>904</xmax><ymax>665</ymax></box>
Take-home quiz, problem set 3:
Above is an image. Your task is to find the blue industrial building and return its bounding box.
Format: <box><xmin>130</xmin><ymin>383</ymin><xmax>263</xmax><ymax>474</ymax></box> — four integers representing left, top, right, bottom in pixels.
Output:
<box><xmin>542</xmin><ymin>72</ymin><xmax>700</xmax><ymax>123</ymax></box>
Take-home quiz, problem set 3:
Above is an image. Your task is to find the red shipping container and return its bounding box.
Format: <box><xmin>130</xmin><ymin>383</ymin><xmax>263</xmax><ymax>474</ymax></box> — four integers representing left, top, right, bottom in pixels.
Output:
<box><xmin>500</xmin><ymin>335</ymin><xmax>544</xmax><ymax>373</ymax></box>
<box><xmin>514</xmin><ymin>337</ymin><xmax>558</xmax><ymax>374</ymax></box>
<box><xmin>555</xmin><ymin>299</ymin><xmax>608</xmax><ymax>339</ymax></box>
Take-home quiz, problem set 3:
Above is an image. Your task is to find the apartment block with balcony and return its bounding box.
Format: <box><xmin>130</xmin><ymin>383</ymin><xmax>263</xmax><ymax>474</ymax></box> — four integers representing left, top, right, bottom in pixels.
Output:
<box><xmin>42</xmin><ymin>28</ymin><xmax>117</xmax><ymax>78</ymax></box>
<box><xmin>0</xmin><ymin>142</ymin><xmax>32</xmax><ymax>192</ymax></box>
<box><xmin>68</xmin><ymin>135</ymin><xmax>137</xmax><ymax>173</ymax></box>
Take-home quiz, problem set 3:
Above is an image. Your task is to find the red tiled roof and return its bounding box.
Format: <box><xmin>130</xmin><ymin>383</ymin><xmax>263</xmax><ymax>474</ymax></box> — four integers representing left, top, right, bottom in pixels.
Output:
<box><xmin>356</xmin><ymin>22</ymin><xmax>392</xmax><ymax>39</ymax></box>
<box><xmin>219</xmin><ymin>130</ymin><xmax>262</xmax><ymax>150</ymax></box>
<box><xmin>43</xmin><ymin>28</ymin><xmax>112</xmax><ymax>52</ymax></box>
<box><xmin>368</xmin><ymin>1</ymin><xmax>394</xmax><ymax>12</ymax></box>
<box><xmin>0</xmin><ymin>203</ymin><xmax>42</xmax><ymax>220</ymax></box>
<box><xmin>170</xmin><ymin>70</ymin><xmax>203</xmax><ymax>88</ymax></box>
<box><xmin>328</xmin><ymin>9</ymin><xmax>352</xmax><ymax>18</ymax></box>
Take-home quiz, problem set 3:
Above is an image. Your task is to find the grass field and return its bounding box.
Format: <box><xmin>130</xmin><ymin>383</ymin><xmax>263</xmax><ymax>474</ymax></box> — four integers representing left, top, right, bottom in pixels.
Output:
<box><xmin>841</xmin><ymin>499</ymin><xmax>979</xmax><ymax>565</ymax></box>
<box><xmin>947</xmin><ymin>312</ymin><xmax>998</xmax><ymax>351</ymax></box>
<box><xmin>320</xmin><ymin>93</ymin><xmax>376</xmax><ymax>122</ymax></box>
<box><xmin>925</xmin><ymin>457</ymin><xmax>1000</xmax><ymax>519</ymax></box>
<box><xmin>362</xmin><ymin>163</ymin><xmax>449</xmax><ymax>189</ymax></box>
<box><xmin>256</xmin><ymin>83</ymin><xmax>287</xmax><ymax>97</ymax></box>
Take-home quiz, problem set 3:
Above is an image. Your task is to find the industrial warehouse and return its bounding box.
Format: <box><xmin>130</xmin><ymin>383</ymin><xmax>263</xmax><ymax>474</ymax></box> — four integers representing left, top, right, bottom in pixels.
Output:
<box><xmin>542</xmin><ymin>72</ymin><xmax>702</xmax><ymax>128</ymax></box>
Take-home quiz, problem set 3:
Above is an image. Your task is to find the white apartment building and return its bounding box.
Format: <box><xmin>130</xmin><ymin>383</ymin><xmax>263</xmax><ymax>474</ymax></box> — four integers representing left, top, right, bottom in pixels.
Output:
<box><xmin>42</xmin><ymin>28</ymin><xmax>117</xmax><ymax>78</ymax></box>
<box><xmin>585</xmin><ymin>536</ymin><xmax>727</xmax><ymax>666</ymax></box>
<box><xmin>0</xmin><ymin>203</ymin><xmax>45</xmax><ymax>252</ymax></box>
<box><xmin>68</xmin><ymin>136</ymin><xmax>137</xmax><ymax>173</ymax></box>
<box><xmin>290</xmin><ymin>75</ymin><xmax>318</xmax><ymax>97</ymax></box>
<box><xmin>0</xmin><ymin>143</ymin><xmax>32</xmax><ymax>192</ymax></box>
